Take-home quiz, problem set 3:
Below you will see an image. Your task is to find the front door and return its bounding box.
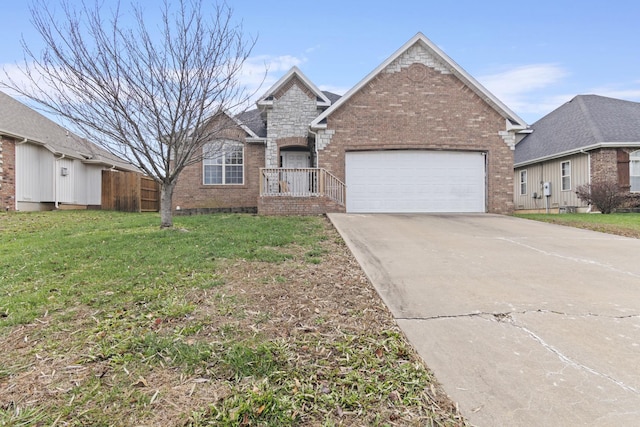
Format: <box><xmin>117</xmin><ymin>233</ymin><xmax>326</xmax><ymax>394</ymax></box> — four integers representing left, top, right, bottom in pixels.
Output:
<box><xmin>281</xmin><ymin>151</ymin><xmax>311</xmax><ymax>194</ymax></box>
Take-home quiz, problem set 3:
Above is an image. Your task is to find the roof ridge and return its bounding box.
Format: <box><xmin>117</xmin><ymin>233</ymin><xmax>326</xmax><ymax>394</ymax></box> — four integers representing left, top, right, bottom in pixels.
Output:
<box><xmin>575</xmin><ymin>95</ymin><xmax>604</xmax><ymax>142</ymax></box>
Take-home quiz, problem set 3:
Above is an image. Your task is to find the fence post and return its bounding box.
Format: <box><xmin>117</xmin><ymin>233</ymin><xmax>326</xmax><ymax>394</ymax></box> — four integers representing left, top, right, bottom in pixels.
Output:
<box><xmin>319</xmin><ymin>169</ymin><xmax>325</xmax><ymax>196</ymax></box>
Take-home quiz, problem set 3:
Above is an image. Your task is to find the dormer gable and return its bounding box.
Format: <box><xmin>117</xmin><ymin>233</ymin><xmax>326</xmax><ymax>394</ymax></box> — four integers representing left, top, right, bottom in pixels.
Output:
<box><xmin>257</xmin><ymin>66</ymin><xmax>331</xmax><ymax>109</ymax></box>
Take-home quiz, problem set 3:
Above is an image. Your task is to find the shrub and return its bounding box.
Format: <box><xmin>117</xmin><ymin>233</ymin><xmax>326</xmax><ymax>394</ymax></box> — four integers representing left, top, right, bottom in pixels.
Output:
<box><xmin>575</xmin><ymin>180</ymin><xmax>627</xmax><ymax>214</ymax></box>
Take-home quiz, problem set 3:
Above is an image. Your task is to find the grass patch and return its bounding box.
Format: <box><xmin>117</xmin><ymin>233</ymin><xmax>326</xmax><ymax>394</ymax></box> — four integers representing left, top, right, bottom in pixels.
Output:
<box><xmin>515</xmin><ymin>213</ymin><xmax>640</xmax><ymax>238</ymax></box>
<box><xmin>0</xmin><ymin>210</ymin><xmax>465</xmax><ymax>426</ymax></box>
<box><xmin>0</xmin><ymin>211</ymin><xmax>324</xmax><ymax>327</ymax></box>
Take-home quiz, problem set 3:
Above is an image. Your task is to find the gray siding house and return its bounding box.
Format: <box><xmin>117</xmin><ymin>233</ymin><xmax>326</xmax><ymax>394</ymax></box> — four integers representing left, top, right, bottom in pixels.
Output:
<box><xmin>514</xmin><ymin>95</ymin><xmax>640</xmax><ymax>212</ymax></box>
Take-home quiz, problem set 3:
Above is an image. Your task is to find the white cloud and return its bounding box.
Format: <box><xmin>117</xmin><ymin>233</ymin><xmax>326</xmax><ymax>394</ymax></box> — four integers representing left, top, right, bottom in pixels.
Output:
<box><xmin>477</xmin><ymin>63</ymin><xmax>571</xmax><ymax>122</ymax></box>
<box><xmin>586</xmin><ymin>85</ymin><xmax>640</xmax><ymax>102</ymax></box>
<box><xmin>1</xmin><ymin>62</ymin><xmax>35</xmax><ymax>96</ymax></box>
<box><xmin>240</xmin><ymin>54</ymin><xmax>305</xmax><ymax>98</ymax></box>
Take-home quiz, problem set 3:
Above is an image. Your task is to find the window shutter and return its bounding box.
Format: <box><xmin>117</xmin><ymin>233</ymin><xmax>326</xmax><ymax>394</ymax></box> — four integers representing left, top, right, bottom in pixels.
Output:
<box><xmin>617</xmin><ymin>150</ymin><xmax>630</xmax><ymax>190</ymax></box>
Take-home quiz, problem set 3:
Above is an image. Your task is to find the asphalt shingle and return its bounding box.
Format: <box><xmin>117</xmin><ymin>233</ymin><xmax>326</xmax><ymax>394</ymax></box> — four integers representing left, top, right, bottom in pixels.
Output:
<box><xmin>0</xmin><ymin>90</ymin><xmax>135</xmax><ymax>170</ymax></box>
<box><xmin>515</xmin><ymin>95</ymin><xmax>640</xmax><ymax>165</ymax></box>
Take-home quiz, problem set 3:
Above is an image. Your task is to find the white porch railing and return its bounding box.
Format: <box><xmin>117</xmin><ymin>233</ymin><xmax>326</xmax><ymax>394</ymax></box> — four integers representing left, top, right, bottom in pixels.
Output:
<box><xmin>260</xmin><ymin>168</ymin><xmax>346</xmax><ymax>206</ymax></box>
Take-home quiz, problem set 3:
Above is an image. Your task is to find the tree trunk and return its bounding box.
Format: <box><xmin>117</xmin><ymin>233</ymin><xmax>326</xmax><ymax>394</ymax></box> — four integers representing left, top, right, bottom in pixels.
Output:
<box><xmin>160</xmin><ymin>181</ymin><xmax>175</xmax><ymax>228</ymax></box>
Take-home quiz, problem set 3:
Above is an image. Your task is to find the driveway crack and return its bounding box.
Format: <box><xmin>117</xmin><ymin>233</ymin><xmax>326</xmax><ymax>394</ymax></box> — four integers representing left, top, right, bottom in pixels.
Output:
<box><xmin>397</xmin><ymin>309</ymin><xmax>640</xmax><ymax>321</ymax></box>
<box><xmin>507</xmin><ymin>319</ymin><xmax>640</xmax><ymax>395</ymax></box>
<box><xmin>497</xmin><ymin>237</ymin><xmax>640</xmax><ymax>279</ymax></box>
<box><xmin>398</xmin><ymin>309</ymin><xmax>640</xmax><ymax>395</ymax></box>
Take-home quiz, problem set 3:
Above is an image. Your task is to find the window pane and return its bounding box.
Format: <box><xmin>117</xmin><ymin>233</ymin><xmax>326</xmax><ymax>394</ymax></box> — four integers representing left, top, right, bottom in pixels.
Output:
<box><xmin>631</xmin><ymin>176</ymin><xmax>640</xmax><ymax>192</ymax></box>
<box><xmin>204</xmin><ymin>164</ymin><xmax>222</xmax><ymax>184</ymax></box>
<box><xmin>226</xmin><ymin>147</ymin><xmax>243</xmax><ymax>165</ymax></box>
<box><xmin>561</xmin><ymin>162</ymin><xmax>571</xmax><ymax>190</ymax></box>
<box><xmin>203</xmin><ymin>140</ymin><xmax>243</xmax><ymax>185</ymax></box>
<box><xmin>520</xmin><ymin>171</ymin><xmax>527</xmax><ymax>195</ymax></box>
<box><xmin>226</xmin><ymin>165</ymin><xmax>243</xmax><ymax>184</ymax></box>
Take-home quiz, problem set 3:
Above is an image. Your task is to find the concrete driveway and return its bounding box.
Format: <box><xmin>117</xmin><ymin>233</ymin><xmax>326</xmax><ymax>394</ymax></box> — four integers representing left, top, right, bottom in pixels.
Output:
<box><xmin>328</xmin><ymin>213</ymin><xmax>640</xmax><ymax>427</ymax></box>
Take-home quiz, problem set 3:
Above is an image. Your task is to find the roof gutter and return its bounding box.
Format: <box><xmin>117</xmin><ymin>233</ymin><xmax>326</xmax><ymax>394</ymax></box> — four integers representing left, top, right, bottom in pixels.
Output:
<box><xmin>514</xmin><ymin>141</ymin><xmax>640</xmax><ymax>168</ymax></box>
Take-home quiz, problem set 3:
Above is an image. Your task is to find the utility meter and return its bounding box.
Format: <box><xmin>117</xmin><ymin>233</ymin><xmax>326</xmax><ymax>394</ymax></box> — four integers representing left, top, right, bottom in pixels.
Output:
<box><xmin>543</xmin><ymin>182</ymin><xmax>551</xmax><ymax>197</ymax></box>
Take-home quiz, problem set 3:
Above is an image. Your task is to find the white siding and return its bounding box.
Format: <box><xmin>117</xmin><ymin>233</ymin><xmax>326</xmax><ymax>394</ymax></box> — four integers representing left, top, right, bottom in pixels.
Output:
<box><xmin>16</xmin><ymin>143</ymin><xmax>54</xmax><ymax>202</ymax></box>
<box><xmin>57</xmin><ymin>158</ymin><xmax>75</xmax><ymax>203</ymax></box>
<box><xmin>17</xmin><ymin>142</ymin><xmax>105</xmax><ymax>207</ymax></box>
<box><xmin>85</xmin><ymin>166</ymin><xmax>103</xmax><ymax>205</ymax></box>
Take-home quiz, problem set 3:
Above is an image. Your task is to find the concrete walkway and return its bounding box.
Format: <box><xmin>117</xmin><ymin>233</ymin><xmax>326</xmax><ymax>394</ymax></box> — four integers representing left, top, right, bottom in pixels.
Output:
<box><xmin>328</xmin><ymin>213</ymin><xmax>640</xmax><ymax>426</ymax></box>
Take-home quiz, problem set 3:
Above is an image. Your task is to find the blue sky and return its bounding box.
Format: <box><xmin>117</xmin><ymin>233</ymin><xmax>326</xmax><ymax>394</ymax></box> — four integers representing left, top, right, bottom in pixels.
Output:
<box><xmin>1</xmin><ymin>0</ymin><xmax>639</xmax><ymax>124</ymax></box>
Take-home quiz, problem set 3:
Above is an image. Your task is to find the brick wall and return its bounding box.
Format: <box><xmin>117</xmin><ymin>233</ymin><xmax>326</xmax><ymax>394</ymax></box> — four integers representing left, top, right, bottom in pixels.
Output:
<box><xmin>258</xmin><ymin>195</ymin><xmax>345</xmax><ymax>216</ymax></box>
<box><xmin>317</xmin><ymin>46</ymin><xmax>515</xmax><ymax>214</ymax></box>
<box><xmin>590</xmin><ymin>148</ymin><xmax>618</xmax><ymax>183</ymax></box>
<box><xmin>0</xmin><ymin>136</ymin><xmax>16</xmax><ymax>211</ymax></box>
<box><xmin>172</xmin><ymin>117</ymin><xmax>264</xmax><ymax>211</ymax></box>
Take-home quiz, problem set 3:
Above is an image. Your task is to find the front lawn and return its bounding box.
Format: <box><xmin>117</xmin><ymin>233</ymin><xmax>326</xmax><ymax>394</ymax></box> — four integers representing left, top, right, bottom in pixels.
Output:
<box><xmin>0</xmin><ymin>211</ymin><xmax>465</xmax><ymax>426</ymax></box>
<box><xmin>514</xmin><ymin>213</ymin><xmax>640</xmax><ymax>238</ymax></box>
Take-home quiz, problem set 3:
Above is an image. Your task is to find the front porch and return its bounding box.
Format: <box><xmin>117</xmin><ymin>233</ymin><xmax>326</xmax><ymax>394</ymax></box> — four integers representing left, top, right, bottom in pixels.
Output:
<box><xmin>258</xmin><ymin>168</ymin><xmax>346</xmax><ymax>215</ymax></box>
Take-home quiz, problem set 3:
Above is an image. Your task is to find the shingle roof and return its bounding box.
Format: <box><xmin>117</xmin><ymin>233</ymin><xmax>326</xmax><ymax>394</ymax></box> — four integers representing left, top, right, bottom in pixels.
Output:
<box><xmin>234</xmin><ymin>91</ymin><xmax>341</xmax><ymax>139</ymax></box>
<box><xmin>235</xmin><ymin>108</ymin><xmax>266</xmax><ymax>138</ymax></box>
<box><xmin>515</xmin><ymin>95</ymin><xmax>640</xmax><ymax>166</ymax></box>
<box><xmin>0</xmin><ymin>90</ymin><xmax>136</xmax><ymax>171</ymax></box>
<box><xmin>322</xmin><ymin>91</ymin><xmax>342</xmax><ymax>104</ymax></box>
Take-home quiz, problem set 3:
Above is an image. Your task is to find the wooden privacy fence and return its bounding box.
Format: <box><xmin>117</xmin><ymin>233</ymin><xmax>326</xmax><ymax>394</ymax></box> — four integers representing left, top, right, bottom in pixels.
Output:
<box><xmin>102</xmin><ymin>170</ymin><xmax>159</xmax><ymax>212</ymax></box>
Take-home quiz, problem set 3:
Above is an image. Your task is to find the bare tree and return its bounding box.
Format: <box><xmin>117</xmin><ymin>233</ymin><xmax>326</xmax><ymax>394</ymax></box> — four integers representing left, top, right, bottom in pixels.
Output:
<box><xmin>3</xmin><ymin>0</ymin><xmax>258</xmax><ymax>227</ymax></box>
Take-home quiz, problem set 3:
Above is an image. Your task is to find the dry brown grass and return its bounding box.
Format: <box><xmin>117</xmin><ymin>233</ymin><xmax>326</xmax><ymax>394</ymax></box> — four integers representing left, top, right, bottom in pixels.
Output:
<box><xmin>0</xmin><ymin>215</ymin><xmax>467</xmax><ymax>426</ymax></box>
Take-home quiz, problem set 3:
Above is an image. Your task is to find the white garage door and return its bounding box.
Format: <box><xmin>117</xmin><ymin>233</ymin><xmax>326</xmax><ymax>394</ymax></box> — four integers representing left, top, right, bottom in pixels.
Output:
<box><xmin>345</xmin><ymin>150</ymin><xmax>486</xmax><ymax>213</ymax></box>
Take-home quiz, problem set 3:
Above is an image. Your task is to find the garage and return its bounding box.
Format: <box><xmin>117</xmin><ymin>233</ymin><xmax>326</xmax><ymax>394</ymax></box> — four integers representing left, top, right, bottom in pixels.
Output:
<box><xmin>345</xmin><ymin>150</ymin><xmax>486</xmax><ymax>213</ymax></box>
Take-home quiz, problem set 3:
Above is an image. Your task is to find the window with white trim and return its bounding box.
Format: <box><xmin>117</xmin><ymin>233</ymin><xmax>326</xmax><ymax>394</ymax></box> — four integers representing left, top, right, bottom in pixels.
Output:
<box><xmin>561</xmin><ymin>161</ymin><xmax>571</xmax><ymax>191</ymax></box>
<box><xmin>519</xmin><ymin>170</ymin><xmax>527</xmax><ymax>195</ymax></box>
<box><xmin>631</xmin><ymin>150</ymin><xmax>640</xmax><ymax>192</ymax></box>
<box><xmin>203</xmin><ymin>141</ymin><xmax>244</xmax><ymax>185</ymax></box>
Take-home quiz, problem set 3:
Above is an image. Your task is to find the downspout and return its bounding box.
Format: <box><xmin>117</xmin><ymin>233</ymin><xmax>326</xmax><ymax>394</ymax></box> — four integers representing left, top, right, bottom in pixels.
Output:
<box><xmin>308</xmin><ymin>129</ymin><xmax>319</xmax><ymax>168</ymax></box>
<box><xmin>54</xmin><ymin>154</ymin><xmax>65</xmax><ymax>209</ymax></box>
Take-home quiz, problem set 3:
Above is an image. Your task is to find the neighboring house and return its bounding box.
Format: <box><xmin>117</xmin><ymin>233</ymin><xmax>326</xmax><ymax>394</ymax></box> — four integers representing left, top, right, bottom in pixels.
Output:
<box><xmin>514</xmin><ymin>95</ymin><xmax>640</xmax><ymax>212</ymax></box>
<box><xmin>0</xmin><ymin>90</ymin><xmax>137</xmax><ymax>211</ymax></box>
<box><xmin>173</xmin><ymin>32</ymin><xmax>528</xmax><ymax>215</ymax></box>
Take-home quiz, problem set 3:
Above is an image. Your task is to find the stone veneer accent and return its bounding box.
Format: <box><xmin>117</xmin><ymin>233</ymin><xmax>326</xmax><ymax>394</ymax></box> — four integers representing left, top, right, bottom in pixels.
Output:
<box><xmin>315</xmin><ymin>129</ymin><xmax>335</xmax><ymax>151</ymax></box>
<box><xmin>265</xmin><ymin>78</ymin><xmax>321</xmax><ymax>167</ymax></box>
<box><xmin>384</xmin><ymin>43</ymin><xmax>450</xmax><ymax>75</ymax></box>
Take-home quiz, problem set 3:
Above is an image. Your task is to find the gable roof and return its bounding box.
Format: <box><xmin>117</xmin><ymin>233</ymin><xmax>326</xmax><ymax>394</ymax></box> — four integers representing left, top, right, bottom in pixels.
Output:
<box><xmin>311</xmin><ymin>32</ymin><xmax>527</xmax><ymax>129</ymax></box>
<box><xmin>257</xmin><ymin>66</ymin><xmax>332</xmax><ymax>107</ymax></box>
<box><xmin>514</xmin><ymin>95</ymin><xmax>640</xmax><ymax>167</ymax></box>
<box><xmin>0</xmin><ymin>90</ymin><xmax>136</xmax><ymax>170</ymax></box>
<box><xmin>236</xmin><ymin>91</ymin><xmax>341</xmax><ymax>141</ymax></box>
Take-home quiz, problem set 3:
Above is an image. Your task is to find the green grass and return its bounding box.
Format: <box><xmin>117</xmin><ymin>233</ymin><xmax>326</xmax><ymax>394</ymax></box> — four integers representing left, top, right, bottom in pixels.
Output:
<box><xmin>515</xmin><ymin>213</ymin><xmax>640</xmax><ymax>238</ymax></box>
<box><xmin>0</xmin><ymin>211</ymin><xmax>323</xmax><ymax>328</ymax></box>
<box><xmin>0</xmin><ymin>210</ymin><xmax>463</xmax><ymax>426</ymax></box>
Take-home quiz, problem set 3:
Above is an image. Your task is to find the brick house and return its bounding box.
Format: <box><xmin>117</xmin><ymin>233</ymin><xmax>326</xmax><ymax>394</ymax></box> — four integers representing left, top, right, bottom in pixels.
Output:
<box><xmin>514</xmin><ymin>95</ymin><xmax>640</xmax><ymax>213</ymax></box>
<box><xmin>174</xmin><ymin>32</ymin><xmax>528</xmax><ymax>215</ymax></box>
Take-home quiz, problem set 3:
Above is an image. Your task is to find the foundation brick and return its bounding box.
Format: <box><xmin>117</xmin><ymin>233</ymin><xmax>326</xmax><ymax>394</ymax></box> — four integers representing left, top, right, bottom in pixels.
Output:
<box><xmin>0</xmin><ymin>136</ymin><xmax>16</xmax><ymax>211</ymax></box>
